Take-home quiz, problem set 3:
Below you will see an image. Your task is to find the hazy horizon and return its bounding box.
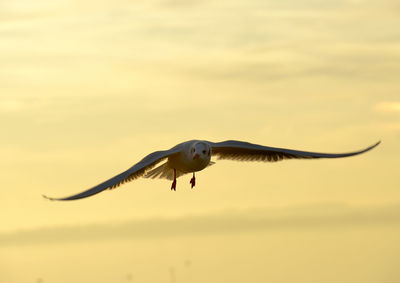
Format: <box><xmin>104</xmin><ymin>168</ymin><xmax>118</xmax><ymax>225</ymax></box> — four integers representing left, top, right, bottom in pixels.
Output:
<box><xmin>1</xmin><ymin>202</ymin><xmax>400</xmax><ymax>246</ymax></box>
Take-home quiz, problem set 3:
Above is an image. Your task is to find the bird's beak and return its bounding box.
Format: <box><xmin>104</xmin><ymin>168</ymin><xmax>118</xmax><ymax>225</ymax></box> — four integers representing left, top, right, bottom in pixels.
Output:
<box><xmin>193</xmin><ymin>153</ymin><xmax>200</xmax><ymax>160</ymax></box>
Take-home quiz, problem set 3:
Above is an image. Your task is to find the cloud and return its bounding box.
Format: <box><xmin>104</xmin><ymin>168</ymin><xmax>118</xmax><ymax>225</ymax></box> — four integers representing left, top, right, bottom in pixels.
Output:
<box><xmin>1</xmin><ymin>203</ymin><xmax>400</xmax><ymax>246</ymax></box>
<box><xmin>375</xmin><ymin>101</ymin><xmax>400</xmax><ymax>113</ymax></box>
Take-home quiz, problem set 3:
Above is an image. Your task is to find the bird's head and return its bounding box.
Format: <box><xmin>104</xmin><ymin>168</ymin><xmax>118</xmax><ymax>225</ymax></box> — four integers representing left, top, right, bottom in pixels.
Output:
<box><xmin>191</xmin><ymin>142</ymin><xmax>212</xmax><ymax>161</ymax></box>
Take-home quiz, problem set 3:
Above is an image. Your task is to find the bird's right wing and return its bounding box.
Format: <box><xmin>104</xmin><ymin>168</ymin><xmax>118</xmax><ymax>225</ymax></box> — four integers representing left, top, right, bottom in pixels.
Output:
<box><xmin>209</xmin><ymin>140</ymin><xmax>380</xmax><ymax>162</ymax></box>
<box><xmin>43</xmin><ymin>147</ymin><xmax>182</xmax><ymax>201</ymax></box>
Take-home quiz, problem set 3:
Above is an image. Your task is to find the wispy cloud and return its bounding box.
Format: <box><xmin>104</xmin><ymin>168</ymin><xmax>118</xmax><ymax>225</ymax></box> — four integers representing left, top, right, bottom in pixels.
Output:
<box><xmin>1</xmin><ymin>203</ymin><xmax>399</xmax><ymax>246</ymax></box>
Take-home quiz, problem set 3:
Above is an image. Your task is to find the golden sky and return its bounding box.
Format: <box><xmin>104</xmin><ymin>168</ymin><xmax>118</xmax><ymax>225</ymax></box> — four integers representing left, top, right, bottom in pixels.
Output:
<box><xmin>1</xmin><ymin>0</ymin><xmax>399</xmax><ymax>282</ymax></box>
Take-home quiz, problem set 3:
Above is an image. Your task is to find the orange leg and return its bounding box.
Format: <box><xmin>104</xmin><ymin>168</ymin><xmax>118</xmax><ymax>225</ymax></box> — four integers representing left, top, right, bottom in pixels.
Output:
<box><xmin>190</xmin><ymin>172</ymin><xmax>196</xmax><ymax>189</ymax></box>
<box><xmin>171</xmin><ymin>168</ymin><xmax>177</xmax><ymax>191</ymax></box>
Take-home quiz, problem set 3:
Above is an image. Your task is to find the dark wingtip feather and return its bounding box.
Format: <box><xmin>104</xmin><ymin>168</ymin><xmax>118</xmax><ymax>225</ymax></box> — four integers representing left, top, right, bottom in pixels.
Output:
<box><xmin>365</xmin><ymin>140</ymin><xmax>381</xmax><ymax>152</ymax></box>
<box><xmin>42</xmin><ymin>194</ymin><xmax>56</xmax><ymax>201</ymax></box>
<box><xmin>42</xmin><ymin>194</ymin><xmax>72</xmax><ymax>201</ymax></box>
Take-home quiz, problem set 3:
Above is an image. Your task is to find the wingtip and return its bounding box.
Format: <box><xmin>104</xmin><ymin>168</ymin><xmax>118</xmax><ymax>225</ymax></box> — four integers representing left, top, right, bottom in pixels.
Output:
<box><xmin>42</xmin><ymin>193</ymin><xmax>86</xmax><ymax>201</ymax></box>
<box><xmin>364</xmin><ymin>140</ymin><xmax>381</xmax><ymax>153</ymax></box>
<box><xmin>42</xmin><ymin>194</ymin><xmax>56</xmax><ymax>201</ymax></box>
<box><xmin>371</xmin><ymin>140</ymin><xmax>381</xmax><ymax>149</ymax></box>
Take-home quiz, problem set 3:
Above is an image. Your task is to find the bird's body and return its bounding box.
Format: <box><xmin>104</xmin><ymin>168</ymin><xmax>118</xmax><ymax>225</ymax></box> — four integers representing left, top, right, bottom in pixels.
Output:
<box><xmin>167</xmin><ymin>140</ymin><xmax>211</xmax><ymax>173</ymax></box>
<box><xmin>43</xmin><ymin>139</ymin><xmax>380</xmax><ymax>201</ymax></box>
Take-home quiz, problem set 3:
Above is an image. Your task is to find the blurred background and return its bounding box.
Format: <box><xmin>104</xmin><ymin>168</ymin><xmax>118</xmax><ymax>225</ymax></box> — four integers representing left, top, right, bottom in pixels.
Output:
<box><xmin>1</xmin><ymin>0</ymin><xmax>399</xmax><ymax>282</ymax></box>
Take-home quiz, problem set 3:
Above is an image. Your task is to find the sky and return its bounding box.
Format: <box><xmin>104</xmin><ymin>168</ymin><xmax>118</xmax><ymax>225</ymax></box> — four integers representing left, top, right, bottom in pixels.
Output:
<box><xmin>1</xmin><ymin>0</ymin><xmax>399</xmax><ymax>282</ymax></box>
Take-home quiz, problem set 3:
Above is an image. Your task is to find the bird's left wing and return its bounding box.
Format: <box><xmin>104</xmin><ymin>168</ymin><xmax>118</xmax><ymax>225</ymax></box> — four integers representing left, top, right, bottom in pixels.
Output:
<box><xmin>43</xmin><ymin>147</ymin><xmax>181</xmax><ymax>201</ymax></box>
<box><xmin>209</xmin><ymin>140</ymin><xmax>380</xmax><ymax>162</ymax></box>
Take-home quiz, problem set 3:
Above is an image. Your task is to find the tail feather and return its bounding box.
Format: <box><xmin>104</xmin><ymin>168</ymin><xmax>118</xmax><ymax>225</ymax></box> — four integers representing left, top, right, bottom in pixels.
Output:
<box><xmin>144</xmin><ymin>161</ymin><xmax>216</xmax><ymax>180</ymax></box>
<box><xmin>144</xmin><ymin>162</ymin><xmax>185</xmax><ymax>180</ymax></box>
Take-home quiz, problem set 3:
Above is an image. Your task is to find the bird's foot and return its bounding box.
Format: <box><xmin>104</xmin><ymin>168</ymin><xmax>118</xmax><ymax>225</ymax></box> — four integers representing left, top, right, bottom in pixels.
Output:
<box><xmin>171</xmin><ymin>179</ymin><xmax>177</xmax><ymax>191</ymax></box>
<box><xmin>190</xmin><ymin>175</ymin><xmax>196</xmax><ymax>189</ymax></box>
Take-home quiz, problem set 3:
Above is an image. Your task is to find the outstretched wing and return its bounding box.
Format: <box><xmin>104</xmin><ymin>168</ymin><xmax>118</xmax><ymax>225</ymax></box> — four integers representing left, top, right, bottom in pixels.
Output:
<box><xmin>43</xmin><ymin>147</ymin><xmax>181</xmax><ymax>201</ymax></box>
<box><xmin>209</xmin><ymin>140</ymin><xmax>380</xmax><ymax>162</ymax></box>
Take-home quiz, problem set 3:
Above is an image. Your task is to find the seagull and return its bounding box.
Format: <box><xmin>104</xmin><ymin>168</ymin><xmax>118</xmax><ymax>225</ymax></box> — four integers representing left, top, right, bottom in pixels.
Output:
<box><xmin>43</xmin><ymin>139</ymin><xmax>380</xmax><ymax>201</ymax></box>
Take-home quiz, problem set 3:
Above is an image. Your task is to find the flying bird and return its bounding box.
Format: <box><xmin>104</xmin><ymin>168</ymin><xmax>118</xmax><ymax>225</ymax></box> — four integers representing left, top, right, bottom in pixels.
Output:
<box><xmin>43</xmin><ymin>139</ymin><xmax>380</xmax><ymax>201</ymax></box>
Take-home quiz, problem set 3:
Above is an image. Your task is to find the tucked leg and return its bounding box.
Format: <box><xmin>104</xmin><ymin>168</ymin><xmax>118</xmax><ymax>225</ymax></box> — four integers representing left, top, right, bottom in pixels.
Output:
<box><xmin>171</xmin><ymin>169</ymin><xmax>177</xmax><ymax>191</ymax></box>
<box><xmin>190</xmin><ymin>172</ymin><xmax>196</xmax><ymax>189</ymax></box>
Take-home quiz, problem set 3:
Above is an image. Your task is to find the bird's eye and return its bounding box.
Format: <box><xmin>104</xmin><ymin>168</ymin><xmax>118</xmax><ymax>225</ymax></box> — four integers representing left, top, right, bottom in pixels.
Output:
<box><xmin>202</xmin><ymin>150</ymin><xmax>206</xmax><ymax>154</ymax></box>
